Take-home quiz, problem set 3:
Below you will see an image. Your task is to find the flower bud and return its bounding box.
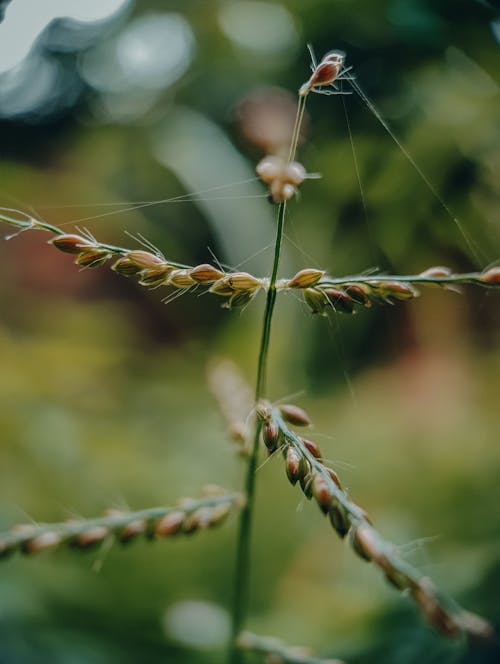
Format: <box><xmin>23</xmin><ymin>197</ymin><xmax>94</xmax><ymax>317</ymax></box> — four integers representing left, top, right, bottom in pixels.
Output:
<box><xmin>256</xmin><ymin>156</ymin><xmax>283</xmax><ymax>184</ymax></box>
<box><xmin>303</xmin><ymin>288</ymin><xmax>328</xmax><ymax>315</ymax></box>
<box><xmin>228</xmin><ymin>272</ymin><xmax>261</xmax><ymax>291</ymax></box>
<box><xmin>168</xmin><ymin>269</ymin><xmax>196</xmax><ymax>289</ymax></box>
<box><xmin>256</xmin><ymin>400</ymin><xmax>272</xmax><ymax>421</ymax></box>
<box><xmin>76</xmin><ymin>526</ymin><xmax>108</xmax><ymax>548</ymax></box>
<box><xmin>76</xmin><ymin>248</ymin><xmax>111</xmax><ymax>268</ymax></box>
<box><xmin>302</xmin><ymin>438</ymin><xmax>322</xmax><ymax>459</ymax></box>
<box><xmin>22</xmin><ymin>531</ymin><xmax>61</xmax><ymax>555</ymax></box>
<box><xmin>127</xmin><ymin>250</ymin><xmax>165</xmax><ymax>269</ymax></box>
<box><xmin>279</xmin><ymin>404</ymin><xmax>312</xmax><ymax>427</ymax></box>
<box><xmin>284</xmin><ymin>161</ymin><xmax>306</xmax><ymax>186</ymax></box>
<box><xmin>51</xmin><ymin>234</ymin><xmax>92</xmax><ymax>254</ymax></box>
<box><xmin>419</xmin><ymin>266</ymin><xmax>452</xmax><ymax>279</ymax></box>
<box><xmin>190</xmin><ymin>264</ymin><xmax>225</xmax><ymax>283</ymax></box>
<box><xmin>120</xmin><ymin>520</ymin><xmax>146</xmax><ymax>543</ymax></box>
<box><xmin>300</xmin><ymin>51</ymin><xmax>345</xmax><ymax>95</ymax></box>
<box><xmin>270</xmin><ymin>181</ymin><xmax>296</xmax><ymax>203</ymax></box>
<box><xmin>412</xmin><ymin>579</ymin><xmax>459</xmax><ymax>637</ymax></box>
<box><xmin>480</xmin><ymin>267</ymin><xmax>500</xmax><ymax>283</ymax></box>
<box><xmin>209</xmin><ymin>278</ymin><xmax>234</xmax><ymax>297</ymax></box>
<box><xmin>285</xmin><ymin>447</ymin><xmax>302</xmax><ymax>485</ymax></box>
<box><xmin>344</xmin><ymin>283</ymin><xmax>371</xmax><ymax>306</ymax></box>
<box><xmin>383</xmin><ymin>281</ymin><xmax>419</xmax><ymax>300</ymax></box>
<box><xmin>138</xmin><ymin>266</ymin><xmax>173</xmax><ymax>287</ymax></box>
<box><xmin>324</xmin><ymin>288</ymin><xmax>355</xmax><ymax>313</ymax></box>
<box><xmin>288</xmin><ymin>268</ymin><xmax>325</xmax><ymax>289</ymax></box>
<box><xmin>299</xmin><ymin>467</ymin><xmax>313</xmax><ymax>499</ymax></box>
<box><xmin>184</xmin><ymin>507</ymin><xmax>213</xmax><ymax>532</ymax></box>
<box><xmin>263</xmin><ymin>420</ymin><xmax>280</xmax><ymax>453</ymax></box>
<box><xmin>328</xmin><ymin>505</ymin><xmax>350</xmax><ymax>538</ymax></box>
<box><xmin>156</xmin><ymin>511</ymin><xmax>185</xmax><ymax>537</ymax></box>
<box><xmin>349</xmin><ymin>525</ymin><xmax>374</xmax><ymax>562</ymax></box>
<box><xmin>312</xmin><ymin>474</ymin><xmax>333</xmax><ymax>513</ymax></box>
<box><xmin>226</xmin><ymin>290</ymin><xmax>257</xmax><ymax>309</ymax></box>
<box><xmin>208</xmin><ymin>503</ymin><xmax>232</xmax><ymax>526</ymax></box>
<box><xmin>111</xmin><ymin>257</ymin><xmax>142</xmax><ymax>277</ymax></box>
<box><xmin>325</xmin><ymin>466</ymin><xmax>342</xmax><ymax>489</ymax></box>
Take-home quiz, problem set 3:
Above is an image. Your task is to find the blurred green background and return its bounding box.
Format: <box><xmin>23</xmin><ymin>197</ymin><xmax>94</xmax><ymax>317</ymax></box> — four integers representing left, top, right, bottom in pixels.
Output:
<box><xmin>0</xmin><ymin>1</ymin><xmax>499</xmax><ymax>662</ymax></box>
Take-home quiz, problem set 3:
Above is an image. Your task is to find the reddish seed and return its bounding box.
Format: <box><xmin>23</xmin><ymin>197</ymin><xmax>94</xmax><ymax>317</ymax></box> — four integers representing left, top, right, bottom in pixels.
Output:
<box><xmin>312</xmin><ymin>475</ymin><xmax>333</xmax><ymax>513</ymax></box>
<box><xmin>120</xmin><ymin>520</ymin><xmax>146</xmax><ymax>543</ymax></box>
<box><xmin>480</xmin><ymin>267</ymin><xmax>500</xmax><ymax>283</ymax></box>
<box><xmin>76</xmin><ymin>526</ymin><xmax>108</xmax><ymax>548</ymax></box>
<box><xmin>279</xmin><ymin>404</ymin><xmax>312</xmax><ymax>427</ymax></box>
<box><xmin>127</xmin><ymin>250</ymin><xmax>164</xmax><ymax>269</ymax></box>
<box><xmin>325</xmin><ymin>467</ymin><xmax>342</xmax><ymax>489</ymax></box>
<box><xmin>190</xmin><ymin>264</ymin><xmax>225</xmax><ymax>283</ymax></box>
<box><xmin>310</xmin><ymin>61</ymin><xmax>340</xmax><ymax>88</ymax></box>
<box><xmin>328</xmin><ymin>505</ymin><xmax>350</xmax><ymax>538</ymax></box>
<box><xmin>302</xmin><ymin>438</ymin><xmax>322</xmax><ymax>459</ymax></box>
<box><xmin>155</xmin><ymin>511</ymin><xmax>185</xmax><ymax>537</ymax></box>
<box><xmin>51</xmin><ymin>234</ymin><xmax>92</xmax><ymax>254</ymax></box>
<box><xmin>285</xmin><ymin>447</ymin><xmax>302</xmax><ymax>485</ymax></box>
<box><xmin>263</xmin><ymin>420</ymin><xmax>280</xmax><ymax>452</ymax></box>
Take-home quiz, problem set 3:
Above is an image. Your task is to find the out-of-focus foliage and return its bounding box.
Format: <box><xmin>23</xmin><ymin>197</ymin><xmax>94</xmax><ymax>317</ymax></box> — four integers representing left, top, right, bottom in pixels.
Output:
<box><xmin>0</xmin><ymin>1</ymin><xmax>499</xmax><ymax>663</ymax></box>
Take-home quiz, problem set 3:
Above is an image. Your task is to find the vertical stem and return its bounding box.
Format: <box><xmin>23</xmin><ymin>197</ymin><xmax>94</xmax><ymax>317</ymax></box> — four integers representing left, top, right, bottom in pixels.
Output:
<box><xmin>229</xmin><ymin>202</ymin><xmax>287</xmax><ymax>663</ymax></box>
<box><xmin>229</xmin><ymin>90</ymin><xmax>308</xmax><ymax>662</ymax></box>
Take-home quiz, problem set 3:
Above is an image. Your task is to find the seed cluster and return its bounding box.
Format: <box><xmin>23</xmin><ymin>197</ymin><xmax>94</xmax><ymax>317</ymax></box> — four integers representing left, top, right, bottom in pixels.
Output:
<box><xmin>257</xmin><ymin>401</ymin><xmax>493</xmax><ymax>640</ymax></box>
<box><xmin>50</xmin><ymin>234</ymin><xmax>264</xmax><ymax>309</ymax></box>
<box><xmin>284</xmin><ymin>265</ymin><xmax>500</xmax><ymax>316</ymax></box>
<box><xmin>256</xmin><ymin>156</ymin><xmax>308</xmax><ymax>204</ymax></box>
<box><xmin>0</xmin><ymin>489</ymin><xmax>244</xmax><ymax>559</ymax></box>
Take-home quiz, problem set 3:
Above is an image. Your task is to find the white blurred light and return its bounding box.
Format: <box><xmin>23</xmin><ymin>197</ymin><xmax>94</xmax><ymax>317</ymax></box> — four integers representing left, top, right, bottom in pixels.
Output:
<box><xmin>80</xmin><ymin>13</ymin><xmax>195</xmax><ymax>93</ymax></box>
<box><xmin>163</xmin><ymin>600</ymin><xmax>230</xmax><ymax>648</ymax></box>
<box><xmin>218</xmin><ymin>1</ymin><xmax>298</xmax><ymax>56</ymax></box>
<box><xmin>0</xmin><ymin>0</ymin><xmax>130</xmax><ymax>74</ymax></box>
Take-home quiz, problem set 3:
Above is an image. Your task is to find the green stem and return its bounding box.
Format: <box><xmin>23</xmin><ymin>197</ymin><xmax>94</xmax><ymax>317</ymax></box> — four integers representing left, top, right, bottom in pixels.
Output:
<box><xmin>229</xmin><ymin>201</ymin><xmax>287</xmax><ymax>663</ymax></box>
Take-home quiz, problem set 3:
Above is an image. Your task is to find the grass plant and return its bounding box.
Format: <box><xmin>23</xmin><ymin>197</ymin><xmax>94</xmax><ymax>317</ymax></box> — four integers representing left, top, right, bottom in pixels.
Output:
<box><xmin>0</xmin><ymin>48</ymin><xmax>498</xmax><ymax>664</ymax></box>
